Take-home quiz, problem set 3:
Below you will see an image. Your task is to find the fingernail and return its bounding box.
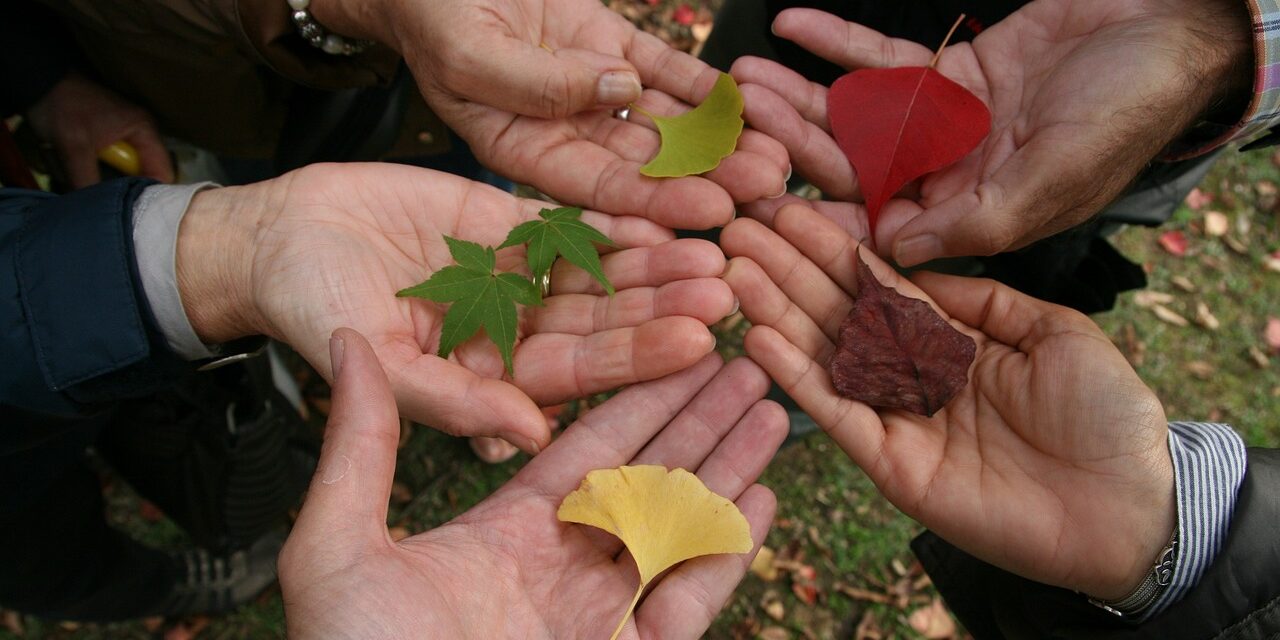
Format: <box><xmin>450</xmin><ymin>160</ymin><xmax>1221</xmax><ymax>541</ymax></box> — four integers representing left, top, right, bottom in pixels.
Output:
<box><xmin>729</xmin><ymin>296</ymin><xmax>740</xmax><ymax>316</ymax></box>
<box><xmin>527</xmin><ymin>438</ymin><xmax>542</xmax><ymax>456</ymax></box>
<box><xmin>329</xmin><ymin>332</ymin><xmax>346</xmax><ymax>378</ymax></box>
<box><xmin>784</xmin><ymin>164</ymin><xmax>792</xmax><ymax>183</ymax></box>
<box><xmin>597</xmin><ymin>71</ymin><xmax>642</xmax><ymax>106</ymax></box>
<box><xmin>894</xmin><ymin>234</ymin><xmax>942</xmax><ymax>267</ymax></box>
<box><xmin>769</xmin><ymin>182</ymin><xmax>788</xmax><ymax>199</ymax></box>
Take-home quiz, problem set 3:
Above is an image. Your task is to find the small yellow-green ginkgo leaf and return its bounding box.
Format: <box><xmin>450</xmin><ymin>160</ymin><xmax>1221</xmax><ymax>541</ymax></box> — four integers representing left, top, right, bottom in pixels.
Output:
<box><xmin>638</xmin><ymin>73</ymin><xmax>745</xmax><ymax>178</ymax></box>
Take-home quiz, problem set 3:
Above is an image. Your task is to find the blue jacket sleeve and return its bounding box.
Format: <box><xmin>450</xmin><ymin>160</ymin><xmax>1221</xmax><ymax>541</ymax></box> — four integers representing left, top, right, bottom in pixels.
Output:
<box><xmin>1</xmin><ymin>179</ymin><xmax>194</xmax><ymax>417</ymax></box>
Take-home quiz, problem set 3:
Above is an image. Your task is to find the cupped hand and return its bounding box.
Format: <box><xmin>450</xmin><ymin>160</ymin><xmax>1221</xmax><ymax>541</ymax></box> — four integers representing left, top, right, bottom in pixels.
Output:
<box><xmin>721</xmin><ymin>203</ymin><xmax>1175</xmax><ymax>599</ymax></box>
<box><xmin>730</xmin><ymin>0</ymin><xmax>1249</xmax><ymax>264</ymax></box>
<box><xmin>178</xmin><ymin>163</ymin><xmax>736</xmax><ymax>454</ymax></box>
<box><xmin>313</xmin><ymin>0</ymin><xmax>789</xmax><ymax>229</ymax></box>
<box><xmin>27</xmin><ymin>73</ymin><xmax>174</xmax><ymax>188</ymax></box>
<box><xmin>279</xmin><ymin>328</ymin><xmax>785</xmax><ymax>639</ymax></box>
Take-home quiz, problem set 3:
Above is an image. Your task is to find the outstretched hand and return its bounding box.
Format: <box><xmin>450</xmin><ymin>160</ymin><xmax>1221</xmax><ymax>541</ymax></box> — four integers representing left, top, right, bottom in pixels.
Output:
<box><xmin>177</xmin><ymin>163</ymin><xmax>736</xmax><ymax>453</ymax></box>
<box><xmin>721</xmin><ymin>204</ymin><xmax>1175</xmax><ymax>600</ymax></box>
<box><xmin>279</xmin><ymin>328</ymin><xmax>785</xmax><ymax>639</ymax></box>
<box><xmin>731</xmin><ymin>0</ymin><xmax>1249</xmax><ymax>263</ymax></box>
<box><xmin>312</xmin><ymin>0</ymin><xmax>789</xmax><ymax>229</ymax></box>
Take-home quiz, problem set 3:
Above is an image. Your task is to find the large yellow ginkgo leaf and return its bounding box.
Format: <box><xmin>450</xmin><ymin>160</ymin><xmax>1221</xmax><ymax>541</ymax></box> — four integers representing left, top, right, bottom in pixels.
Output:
<box><xmin>557</xmin><ymin>465</ymin><xmax>753</xmax><ymax>639</ymax></box>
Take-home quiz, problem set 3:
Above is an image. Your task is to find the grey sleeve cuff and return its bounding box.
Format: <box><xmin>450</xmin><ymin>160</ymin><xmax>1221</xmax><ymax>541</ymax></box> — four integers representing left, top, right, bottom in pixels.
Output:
<box><xmin>1142</xmin><ymin>421</ymin><xmax>1248</xmax><ymax>620</ymax></box>
<box><xmin>131</xmin><ymin>182</ymin><xmax>222</xmax><ymax>361</ymax></box>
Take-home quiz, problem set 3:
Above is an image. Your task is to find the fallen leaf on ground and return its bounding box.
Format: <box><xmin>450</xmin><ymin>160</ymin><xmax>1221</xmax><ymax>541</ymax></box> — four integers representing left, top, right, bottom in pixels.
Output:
<box><xmin>1152</xmin><ymin>305</ymin><xmax>1189</xmax><ymax>327</ymax></box>
<box><xmin>390</xmin><ymin>482</ymin><xmax>413</xmax><ymax>504</ymax></box>
<box><xmin>1184</xmin><ymin>188</ymin><xmax>1212</xmax><ymax>210</ymax></box>
<box><xmin>638</xmin><ymin>72</ymin><xmax>744</xmax><ymax>177</ymax></box>
<box><xmin>855</xmin><ymin>610</ymin><xmax>884</xmax><ymax>640</ymax></box>
<box><xmin>1170</xmin><ymin>275</ymin><xmax>1197</xmax><ymax>292</ymax></box>
<box><xmin>388</xmin><ymin>526</ymin><xmax>412</xmax><ymax>542</ymax></box>
<box><xmin>1224</xmin><ymin>235</ymin><xmax>1249</xmax><ymax>255</ymax></box>
<box><xmin>758</xmin><ymin>627</ymin><xmax>791</xmax><ymax>640</ymax></box>
<box><xmin>834</xmin><ymin>583</ymin><xmax>892</xmax><ymax>604</ymax></box>
<box><xmin>1249</xmin><ymin>345</ymin><xmax>1271</xmax><ymax>369</ymax></box>
<box><xmin>164</xmin><ymin>616</ymin><xmax>210</xmax><ymax>640</ymax></box>
<box><xmin>1185</xmin><ymin>361</ymin><xmax>1215</xmax><ymax>380</ymax></box>
<box><xmin>672</xmin><ymin>3</ymin><xmax>694</xmax><ymax>25</ymax></box>
<box><xmin>829</xmin><ymin>253</ymin><xmax>976</xmax><ymax>417</ymax></box>
<box><xmin>751</xmin><ymin>545</ymin><xmax>779</xmax><ymax>581</ymax></box>
<box><xmin>558</xmin><ymin>465</ymin><xmax>752</xmax><ymax>640</ymax></box>
<box><xmin>761</xmin><ymin>590</ymin><xmax>786</xmax><ymax>621</ymax></box>
<box><xmin>1267</xmin><ymin>317</ymin><xmax>1280</xmax><ymax>354</ymax></box>
<box><xmin>826</xmin><ymin>21</ymin><xmax>990</xmax><ymax>232</ymax></box>
<box><xmin>1159</xmin><ymin>231</ymin><xmax>1188</xmax><ymax>256</ymax></box>
<box><xmin>1204</xmin><ymin>211</ymin><xmax>1229</xmax><ymax>236</ymax></box>
<box><xmin>790</xmin><ymin>563</ymin><xmax>819</xmax><ymax>605</ymax></box>
<box><xmin>1265</xmin><ymin>250</ymin><xmax>1280</xmax><ymax>273</ymax></box>
<box><xmin>908</xmin><ymin>599</ymin><xmax>956</xmax><ymax>639</ymax></box>
<box><xmin>1133</xmin><ymin>291</ymin><xmax>1175</xmax><ymax>308</ymax></box>
<box><xmin>1195</xmin><ymin>302</ymin><xmax>1221</xmax><ymax>331</ymax></box>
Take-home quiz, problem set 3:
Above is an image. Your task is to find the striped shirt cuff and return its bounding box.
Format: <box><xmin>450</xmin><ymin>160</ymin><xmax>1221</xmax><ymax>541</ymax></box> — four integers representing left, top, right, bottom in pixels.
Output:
<box><xmin>1168</xmin><ymin>0</ymin><xmax>1280</xmax><ymax>158</ymax></box>
<box><xmin>1141</xmin><ymin>421</ymin><xmax>1247</xmax><ymax>620</ymax></box>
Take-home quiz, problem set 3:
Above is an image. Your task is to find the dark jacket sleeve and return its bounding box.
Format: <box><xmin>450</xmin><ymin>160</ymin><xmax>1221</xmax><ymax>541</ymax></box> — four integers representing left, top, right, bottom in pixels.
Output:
<box><xmin>1</xmin><ymin>179</ymin><xmax>194</xmax><ymax>418</ymax></box>
<box><xmin>912</xmin><ymin>448</ymin><xmax>1280</xmax><ymax>639</ymax></box>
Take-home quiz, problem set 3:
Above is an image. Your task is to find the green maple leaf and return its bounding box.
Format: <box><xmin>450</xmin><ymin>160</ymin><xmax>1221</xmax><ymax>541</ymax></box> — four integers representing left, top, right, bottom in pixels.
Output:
<box><xmin>637</xmin><ymin>72</ymin><xmax>744</xmax><ymax>178</ymax></box>
<box><xmin>395</xmin><ymin>236</ymin><xmax>540</xmax><ymax>376</ymax></box>
<box><xmin>499</xmin><ymin>206</ymin><xmax>617</xmax><ymax>296</ymax></box>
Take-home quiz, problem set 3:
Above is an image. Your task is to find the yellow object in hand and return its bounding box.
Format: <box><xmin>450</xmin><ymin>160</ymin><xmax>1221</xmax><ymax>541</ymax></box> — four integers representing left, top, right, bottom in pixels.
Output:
<box><xmin>97</xmin><ymin>141</ymin><xmax>140</xmax><ymax>176</ymax></box>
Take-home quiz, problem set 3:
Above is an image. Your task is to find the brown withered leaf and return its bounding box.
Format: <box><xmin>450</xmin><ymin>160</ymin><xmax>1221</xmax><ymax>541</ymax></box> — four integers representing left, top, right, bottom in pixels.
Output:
<box><xmin>829</xmin><ymin>255</ymin><xmax>976</xmax><ymax>417</ymax></box>
<box><xmin>908</xmin><ymin>599</ymin><xmax>956</xmax><ymax>639</ymax></box>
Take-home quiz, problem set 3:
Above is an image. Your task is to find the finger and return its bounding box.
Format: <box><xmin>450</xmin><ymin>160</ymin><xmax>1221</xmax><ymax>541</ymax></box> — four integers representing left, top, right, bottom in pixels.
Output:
<box><xmin>771</xmin><ymin>8</ymin><xmax>933</xmax><ymax>69</ymax></box>
<box><xmin>909</xmin><ymin>271</ymin><xmax>1093</xmax><ymax>349</ymax></box>
<box><xmin>720</xmin><ymin>214</ymin><xmax>851</xmax><ymax>341</ymax></box>
<box><xmin>125</xmin><ymin>127</ymin><xmax>175</xmax><ymax>183</ymax></box>
<box><xmin>528</xmin><ymin>278</ymin><xmax>734</xmax><ymax>335</ymax></box>
<box><xmin>515</xmin><ymin>353</ymin><xmax>725</xmax><ymax>496</ymax></box>
<box><xmin>382</xmin><ymin>341</ymin><xmax>550</xmax><ymax>454</ymax></box>
<box><xmin>720</xmin><ymin>256</ymin><xmax>835</xmax><ymax>363</ymax></box>
<box><xmin>293</xmin><ymin>328</ymin><xmax>401</xmax><ymax>542</ymax></box>
<box><xmin>551</xmin><ymin>239</ymin><xmax>726</xmax><ymax>295</ymax></box>
<box><xmin>625</xmin><ymin>29</ymin><xmax>722</xmax><ymax>106</ymax></box>
<box><xmin>738</xmin><ymin>83</ymin><xmax>857</xmax><ymax>200</ymax></box>
<box><xmin>743</xmin><ymin>325</ymin><xmax>886</xmax><ymax>468</ymax></box>
<box><xmin>633</xmin><ymin>485</ymin><xmax>777</xmax><ymax>638</ymax></box>
<box><xmin>568</xmin><ymin>208</ymin><xmax>676</xmax><ymax>250</ymax></box>
<box><xmin>730</xmin><ymin>57</ymin><xmax>829</xmax><ymax>129</ymax></box>
<box><xmin>628</xmin><ymin>358</ymin><xmax>774</xmax><ymax>472</ymax></box>
<box><xmin>512</xmin><ymin>316</ymin><xmax>716</xmax><ymax>405</ymax></box>
<box><xmin>446</xmin><ymin>37</ymin><xmax>642</xmax><ymax>119</ymax></box>
<box><xmin>888</xmin><ymin>138</ymin><xmax>1098</xmax><ymax>266</ymax></box>
<box><xmin>739</xmin><ymin>197</ymin><xmax>871</xmax><ymax>245</ymax></box>
<box><xmin>61</xmin><ymin>140</ymin><xmax>100</xmax><ymax>188</ymax></box>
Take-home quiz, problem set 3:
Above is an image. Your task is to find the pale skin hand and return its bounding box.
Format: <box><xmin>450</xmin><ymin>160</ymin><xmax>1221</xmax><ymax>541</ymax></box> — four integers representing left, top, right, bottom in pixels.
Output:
<box><xmin>729</xmin><ymin>0</ymin><xmax>1251</xmax><ymax>264</ymax></box>
<box><xmin>721</xmin><ymin>203</ymin><xmax>1176</xmax><ymax>600</ymax></box>
<box><xmin>279</xmin><ymin>328</ymin><xmax>785</xmax><ymax>639</ymax></box>
<box><xmin>308</xmin><ymin>0</ymin><xmax>789</xmax><ymax>228</ymax></box>
<box><xmin>27</xmin><ymin>73</ymin><xmax>174</xmax><ymax>188</ymax></box>
<box><xmin>176</xmin><ymin>163</ymin><xmax>736</xmax><ymax>453</ymax></box>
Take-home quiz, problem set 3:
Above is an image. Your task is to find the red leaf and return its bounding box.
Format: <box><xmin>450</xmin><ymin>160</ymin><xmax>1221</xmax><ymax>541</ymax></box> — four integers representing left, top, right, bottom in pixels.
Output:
<box><xmin>829</xmin><ymin>253</ymin><xmax>976</xmax><ymax>416</ymax></box>
<box><xmin>673</xmin><ymin>4</ymin><xmax>695</xmax><ymax>25</ymax></box>
<box><xmin>827</xmin><ymin>67</ymin><xmax>990</xmax><ymax>231</ymax></box>
<box><xmin>1159</xmin><ymin>230</ymin><xmax>1188</xmax><ymax>256</ymax></box>
<box><xmin>1266</xmin><ymin>317</ymin><xmax>1280</xmax><ymax>354</ymax></box>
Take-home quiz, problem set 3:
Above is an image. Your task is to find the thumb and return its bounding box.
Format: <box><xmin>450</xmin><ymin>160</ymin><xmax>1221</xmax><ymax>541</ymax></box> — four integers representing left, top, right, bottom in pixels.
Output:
<box><xmin>443</xmin><ymin>38</ymin><xmax>642</xmax><ymax>119</ymax></box>
<box><xmin>293</xmin><ymin>327</ymin><xmax>401</xmax><ymax>543</ymax></box>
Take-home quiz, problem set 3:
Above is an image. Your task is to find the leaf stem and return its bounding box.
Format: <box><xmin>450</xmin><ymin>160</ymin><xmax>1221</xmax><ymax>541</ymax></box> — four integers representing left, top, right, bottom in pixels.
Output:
<box><xmin>929</xmin><ymin>14</ymin><xmax>966</xmax><ymax>69</ymax></box>
<box><xmin>609</xmin><ymin>582</ymin><xmax>645</xmax><ymax>640</ymax></box>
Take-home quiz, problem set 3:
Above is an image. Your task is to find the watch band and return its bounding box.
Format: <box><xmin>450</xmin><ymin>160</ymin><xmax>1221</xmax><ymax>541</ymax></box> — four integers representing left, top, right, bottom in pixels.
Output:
<box><xmin>1089</xmin><ymin>527</ymin><xmax>1180</xmax><ymax>617</ymax></box>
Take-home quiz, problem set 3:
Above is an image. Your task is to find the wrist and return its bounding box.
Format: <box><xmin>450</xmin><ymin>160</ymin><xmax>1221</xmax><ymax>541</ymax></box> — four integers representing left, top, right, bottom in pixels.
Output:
<box><xmin>1176</xmin><ymin>0</ymin><xmax>1253</xmax><ymax>121</ymax></box>
<box><xmin>1090</xmin><ymin>443</ymin><xmax>1178</xmax><ymax>601</ymax></box>
<box><xmin>176</xmin><ymin>185</ymin><xmax>268</xmax><ymax>344</ymax></box>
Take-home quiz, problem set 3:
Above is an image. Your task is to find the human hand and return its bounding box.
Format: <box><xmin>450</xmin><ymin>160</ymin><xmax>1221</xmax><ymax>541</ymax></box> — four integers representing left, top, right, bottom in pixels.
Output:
<box><xmin>26</xmin><ymin>73</ymin><xmax>174</xmax><ymax>188</ymax></box>
<box><xmin>279</xmin><ymin>327</ymin><xmax>784</xmax><ymax>638</ymax></box>
<box><xmin>730</xmin><ymin>0</ymin><xmax>1250</xmax><ymax>263</ymax></box>
<box><xmin>176</xmin><ymin>163</ymin><xmax>736</xmax><ymax>453</ymax></box>
<box><xmin>721</xmin><ymin>203</ymin><xmax>1175</xmax><ymax>599</ymax></box>
<box><xmin>309</xmin><ymin>0</ymin><xmax>788</xmax><ymax>228</ymax></box>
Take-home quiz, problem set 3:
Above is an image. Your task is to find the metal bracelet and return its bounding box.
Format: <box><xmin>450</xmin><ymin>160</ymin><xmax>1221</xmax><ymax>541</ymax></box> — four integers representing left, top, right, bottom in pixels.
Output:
<box><xmin>286</xmin><ymin>0</ymin><xmax>373</xmax><ymax>56</ymax></box>
<box><xmin>1089</xmin><ymin>528</ymin><xmax>1179</xmax><ymax>617</ymax></box>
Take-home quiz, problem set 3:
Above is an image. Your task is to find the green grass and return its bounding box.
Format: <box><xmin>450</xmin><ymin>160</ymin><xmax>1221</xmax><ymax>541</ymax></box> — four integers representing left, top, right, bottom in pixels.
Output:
<box><xmin>5</xmin><ymin>150</ymin><xmax>1279</xmax><ymax>639</ymax></box>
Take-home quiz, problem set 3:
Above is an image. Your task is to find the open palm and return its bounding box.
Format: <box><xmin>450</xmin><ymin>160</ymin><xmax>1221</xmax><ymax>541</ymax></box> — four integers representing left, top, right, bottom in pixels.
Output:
<box><xmin>184</xmin><ymin>163</ymin><xmax>734</xmax><ymax>453</ymax></box>
<box><xmin>730</xmin><ymin>0</ymin><xmax>1247</xmax><ymax>263</ymax></box>
<box><xmin>721</xmin><ymin>204</ymin><xmax>1176</xmax><ymax>599</ymax></box>
<box><xmin>386</xmin><ymin>0</ymin><xmax>790</xmax><ymax>229</ymax></box>
<box><xmin>280</xmin><ymin>329</ymin><xmax>785</xmax><ymax>638</ymax></box>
